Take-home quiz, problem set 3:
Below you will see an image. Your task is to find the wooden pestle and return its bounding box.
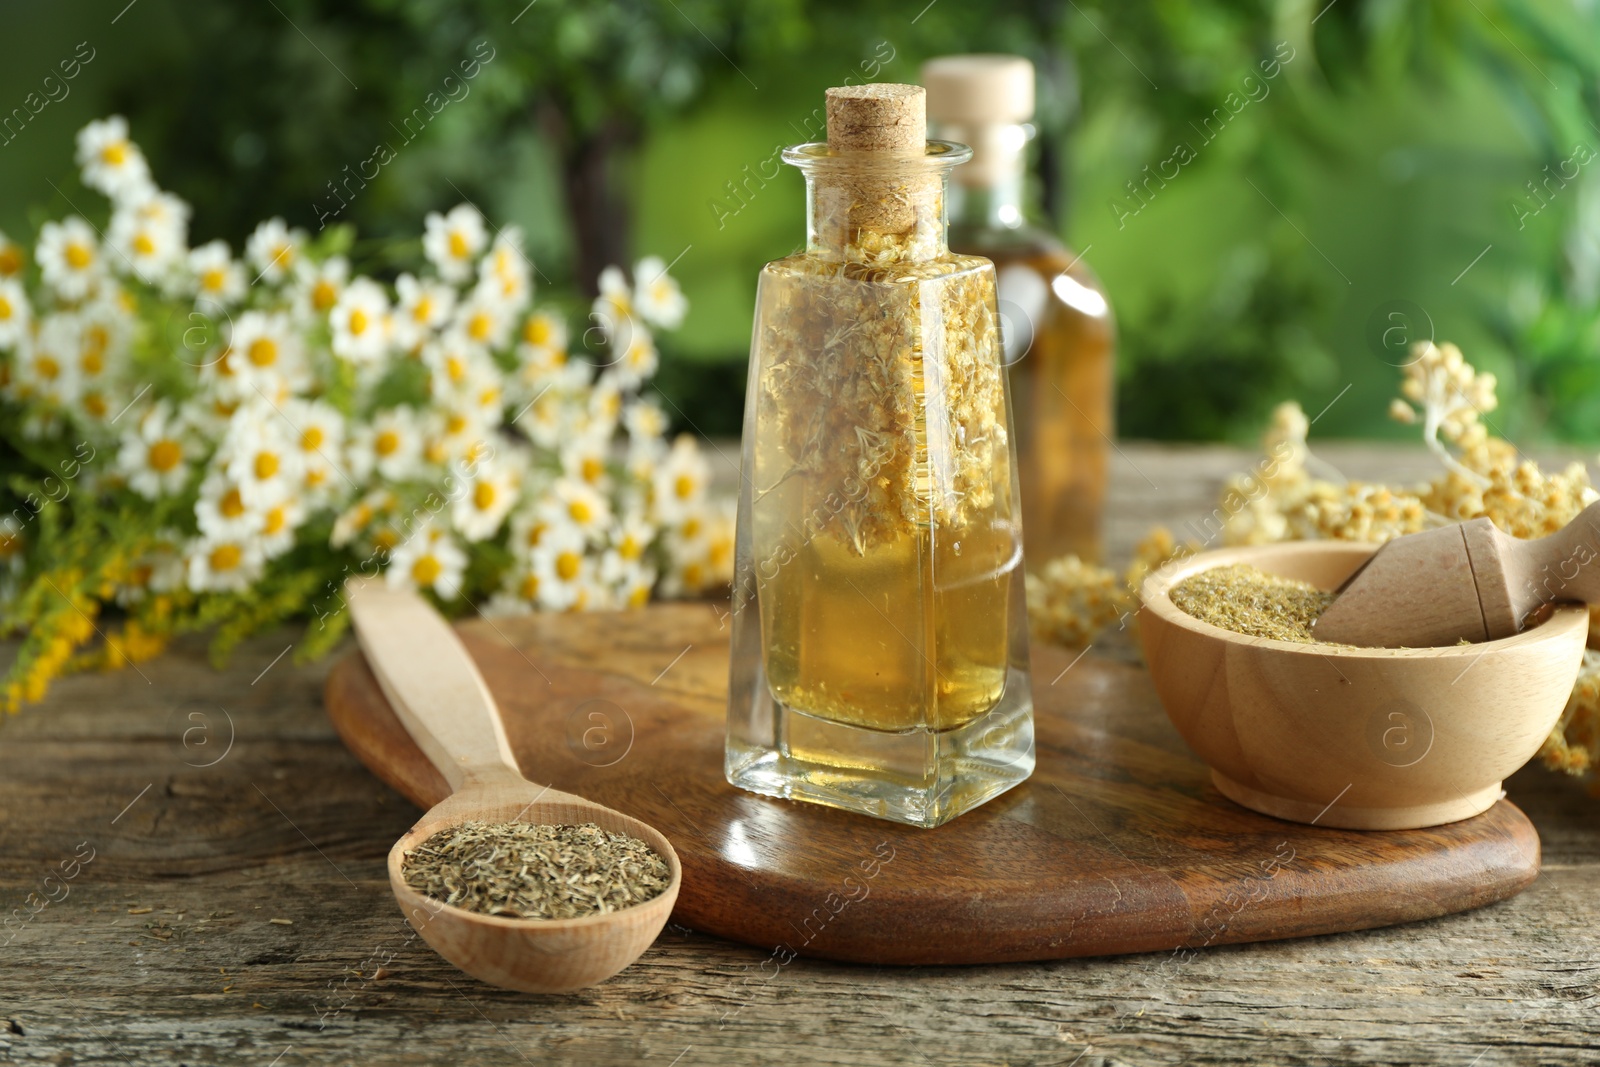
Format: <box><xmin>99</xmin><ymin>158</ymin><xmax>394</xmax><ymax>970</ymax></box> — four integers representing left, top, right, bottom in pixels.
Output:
<box><xmin>1312</xmin><ymin>501</ymin><xmax>1600</xmax><ymax>647</ymax></box>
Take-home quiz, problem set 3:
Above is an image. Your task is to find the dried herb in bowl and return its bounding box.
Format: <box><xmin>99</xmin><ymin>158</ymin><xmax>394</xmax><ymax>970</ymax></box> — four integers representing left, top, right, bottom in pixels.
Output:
<box><xmin>402</xmin><ymin>821</ymin><xmax>670</xmax><ymax>920</ymax></box>
<box><xmin>1170</xmin><ymin>563</ymin><xmax>1338</xmax><ymax>644</ymax></box>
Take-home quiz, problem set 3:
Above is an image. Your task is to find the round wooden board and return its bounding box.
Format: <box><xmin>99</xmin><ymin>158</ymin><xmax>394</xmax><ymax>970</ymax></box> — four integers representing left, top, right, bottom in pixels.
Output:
<box><xmin>323</xmin><ymin>602</ymin><xmax>1541</xmax><ymax>965</ymax></box>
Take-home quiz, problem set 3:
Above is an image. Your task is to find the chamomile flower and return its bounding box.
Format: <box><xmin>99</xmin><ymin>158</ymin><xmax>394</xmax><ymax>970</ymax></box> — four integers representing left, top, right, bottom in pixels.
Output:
<box><xmin>330</xmin><ymin>488</ymin><xmax>396</xmax><ymax>550</ymax></box>
<box><xmin>14</xmin><ymin>315</ymin><xmax>82</xmax><ymax>408</ymax></box>
<box><xmin>185</xmin><ymin>533</ymin><xmax>265</xmax><ymax>593</ymax></box>
<box><xmin>651</xmin><ymin>434</ymin><xmax>711</xmax><ymax>523</ymax></box>
<box><xmin>330</xmin><ymin>277</ymin><xmax>391</xmax><ymax>364</ymax></box>
<box><xmin>108</xmin><ymin>195</ymin><xmax>187</xmax><ymax>283</ymax></box>
<box><xmin>609</xmin><ymin>321</ymin><xmax>658</xmax><ymax>389</ymax></box>
<box><xmin>0</xmin><ymin>277</ymin><xmax>31</xmax><ymax>348</ymax></box>
<box><xmin>560</xmin><ymin>431</ymin><xmax>613</xmax><ymax>489</ymax></box>
<box><xmin>256</xmin><ymin>494</ymin><xmax>306</xmax><ymax>558</ymax></box>
<box><xmin>610</xmin><ymin>560</ymin><xmax>656</xmax><ymax>609</ymax></box>
<box><xmin>591</xmin><ymin>265</ymin><xmax>634</xmax><ymax>342</ymax></box>
<box><xmin>0</xmin><ymin>230</ymin><xmax>24</xmax><ymax>277</ymax></box>
<box><xmin>349</xmin><ymin>406</ymin><xmax>423</xmax><ymax>482</ymax></box>
<box><xmin>452</xmin><ymin>290</ymin><xmax>515</xmax><ymax>350</ymax></box>
<box><xmin>195</xmin><ymin>475</ymin><xmax>261</xmax><ymax>540</ymax></box>
<box><xmin>222</xmin><ymin>412</ymin><xmax>303</xmax><ymax>507</ymax></box>
<box><xmin>422</xmin><ymin>332</ymin><xmax>493</xmax><ymax>397</ymax></box>
<box><xmin>516</xmin><ymin>309</ymin><xmax>569</xmax><ymax>379</ymax></box>
<box><xmin>387</xmin><ymin>521</ymin><xmax>467</xmax><ymax>599</ymax></box>
<box><xmin>188</xmin><ymin>240</ymin><xmax>247</xmax><ymax>306</ymax></box>
<box><xmin>540</xmin><ymin>476</ymin><xmax>612</xmax><ymax>543</ymax></box>
<box><xmin>293</xmin><ymin>255</ymin><xmax>349</xmax><ymax>321</ymax></box>
<box><xmin>484</xmin><ymin>565</ymin><xmax>541</xmax><ymax>616</ymax></box>
<box><xmin>530</xmin><ymin>524</ymin><xmax>592</xmax><ymax>611</ymax></box>
<box><xmin>450</xmin><ymin>453</ymin><xmax>519</xmax><ymax>542</ymax></box>
<box><xmin>475</xmin><ymin>228</ymin><xmax>532</xmax><ymax>310</ymax></box>
<box><xmin>245</xmin><ymin>218</ymin><xmax>305</xmax><ymax>285</ymax></box>
<box><xmin>37</xmin><ymin>217</ymin><xmax>104</xmax><ymax>301</ymax></box>
<box><xmin>393</xmin><ymin>272</ymin><xmax>456</xmax><ymax>350</ymax></box>
<box><xmin>281</xmin><ymin>399</ymin><xmax>346</xmax><ymax>497</ymax></box>
<box><xmin>632</xmin><ymin>255</ymin><xmax>688</xmax><ymax>330</ymax></box>
<box><xmin>622</xmin><ymin>398</ymin><xmax>668</xmax><ymax>443</ymax></box>
<box><xmin>585</xmin><ymin>370</ymin><xmax>625</xmax><ymax>437</ymax></box>
<box><xmin>422</xmin><ymin>204</ymin><xmax>487</xmax><ymax>284</ymax></box>
<box><xmin>508</xmin><ymin>506</ymin><xmax>551</xmax><ymax>557</ymax></box>
<box><xmin>118</xmin><ymin>401</ymin><xmax>194</xmax><ymax>499</ymax></box>
<box><xmin>227</xmin><ymin>310</ymin><xmax>308</xmax><ymax>395</ymax></box>
<box><xmin>422</xmin><ymin>403</ymin><xmax>492</xmax><ymax>468</ymax></box>
<box><xmin>603</xmin><ymin>512</ymin><xmax>656</xmax><ymax>576</ymax></box>
<box><xmin>76</xmin><ymin>117</ymin><xmax>153</xmax><ymax>202</ymax></box>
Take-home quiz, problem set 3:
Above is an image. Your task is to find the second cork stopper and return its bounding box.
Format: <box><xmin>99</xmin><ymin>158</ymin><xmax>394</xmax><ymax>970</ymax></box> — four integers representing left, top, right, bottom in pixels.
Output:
<box><xmin>825</xmin><ymin>83</ymin><xmax>927</xmax><ymax>155</ymax></box>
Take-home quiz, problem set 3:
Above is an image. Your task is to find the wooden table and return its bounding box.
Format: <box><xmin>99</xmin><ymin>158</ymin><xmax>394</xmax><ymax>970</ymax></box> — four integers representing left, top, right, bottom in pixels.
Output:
<box><xmin>2</xmin><ymin>444</ymin><xmax>1596</xmax><ymax>1066</ymax></box>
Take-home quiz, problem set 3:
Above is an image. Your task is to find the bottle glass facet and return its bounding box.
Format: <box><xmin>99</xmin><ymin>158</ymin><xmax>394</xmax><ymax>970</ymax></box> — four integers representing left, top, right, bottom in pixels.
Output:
<box><xmin>725</xmin><ymin>145</ymin><xmax>1035</xmax><ymax>829</ymax></box>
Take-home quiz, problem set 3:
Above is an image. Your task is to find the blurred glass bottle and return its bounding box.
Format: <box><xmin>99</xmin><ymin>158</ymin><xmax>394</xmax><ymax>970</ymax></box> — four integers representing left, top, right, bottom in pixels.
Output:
<box><xmin>925</xmin><ymin>54</ymin><xmax>1115</xmax><ymax>565</ymax></box>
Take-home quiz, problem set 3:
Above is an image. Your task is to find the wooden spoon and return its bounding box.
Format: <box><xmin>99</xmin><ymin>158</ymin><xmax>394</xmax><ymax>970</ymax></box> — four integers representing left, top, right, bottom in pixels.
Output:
<box><xmin>1313</xmin><ymin>501</ymin><xmax>1600</xmax><ymax>648</ymax></box>
<box><xmin>345</xmin><ymin>578</ymin><xmax>681</xmax><ymax>993</ymax></box>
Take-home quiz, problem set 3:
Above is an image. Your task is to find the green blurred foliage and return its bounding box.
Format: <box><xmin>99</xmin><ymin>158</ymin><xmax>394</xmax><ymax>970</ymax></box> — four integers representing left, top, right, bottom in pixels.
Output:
<box><xmin>1</xmin><ymin>0</ymin><xmax>1597</xmax><ymax>441</ymax></box>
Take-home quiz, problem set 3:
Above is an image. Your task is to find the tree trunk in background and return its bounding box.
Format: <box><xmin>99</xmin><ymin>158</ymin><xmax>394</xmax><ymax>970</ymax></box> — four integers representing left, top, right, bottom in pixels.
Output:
<box><xmin>541</xmin><ymin>101</ymin><xmax>637</xmax><ymax>298</ymax></box>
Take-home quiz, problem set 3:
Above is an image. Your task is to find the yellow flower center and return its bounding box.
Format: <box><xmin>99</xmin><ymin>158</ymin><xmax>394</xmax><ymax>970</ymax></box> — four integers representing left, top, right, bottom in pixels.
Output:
<box><xmin>0</xmin><ymin>245</ymin><xmax>22</xmax><ymax>276</ymax></box>
<box><xmin>473</xmin><ymin>482</ymin><xmax>496</xmax><ymax>510</ymax></box>
<box><xmin>133</xmin><ymin>232</ymin><xmax>156</xmax><ymax>256</ymax></box>
<box><xmin>524</xmin><ymin>316</ymin><xmax>551</xmax><ymax>346</ymax></box>
<box><xmin>413</xmin><ymin>296</ymin><xmax>433</xmax><ymax>323</ymax></box>
<box><xmin>619</xmin><ymin>534</ymin><xmax>643</xmax><ymax>561</ymax></box>
<box><xmin>523</xmin><ymin>522</ymin><xmax>546</xmax><ymax>548</ymax></box>
<box><xmin>263</xmin><ymin>507</ymin><xmax>287</xmax><ymax>536</ymax></box>
<box><xmin>307</xmin><ymin>467</ymin><xmax>328</xmax><ymax>488</ymax></box>
<box><xmin>555</xmin><ymin>551</ymin><xmax>581</xmax><ymax>581</ymax></box>
<box><xmin>248</xmin><ymin>337</ymin><xmax>278</xmax><ymax>367</ymax></box>
<box><xmin>36</xmin><ymin>356</ymin><xmax>60</xmax><ymax>381</ymax></box>
<box><xmin>301</xmin><ymin>426</ymin><xmax>324</xmax><ymax>451</ymax></box>
<box><xmin>209</xmin><ymin>543</ymin><xmax>243</xmax><ymax>571</ymax></box>
<box><xmin>568</xmin><ymin>499</ymin><xmax>593</xmax><ymax>524</ymax></box>
<box><xmin>148</xmin><ymin>439</ymin><xmax>182</xmax><ymax>473</ymax></box>
<box><xmin>348</xmin><ymin>308</ymin><xmax>369</xmax><ymax>336</ymax></box>
<box><xmin>448</xmin><ymin>231</ymin><xmax>469</xmax><ymax>258</ymax></box>
<box><xmin>446</xmin><ymin>412</ymin><xmax>469</xmax><ymax>435</ymax></box>
<box><xmin>0</xmin><ymin>296</ymin><xmax>11</xmax><ymax>320</ymax></box>
<box><xmin>312</xmin><ymin>279</ymin><xmax>338</xmax><ymax>311</ymax></box>
<box><xmin>674</xmin><ymin>474</ymin><xmax>696</xmax><ymax>500</ymax></box>
<box><xmin>102</xmin><ymin>141</ymin><xmax>128</xmax><ymax>166</ymax></box>
<box><xmin>84</xmin><ymin>393</ymin><xmax>108</xmax><ymax>418</ymax></box>
<box><xmin>272</xmin><ymin>243</ymin><xmax>294</xmax><ymax>269</ymax></box>
<box><xmin>202</xmin><ymin>268</ymin><xmax>226</xmax><ymax>292</ymax></box>
<box><xmin>446</xmin><ymin>355</ymin><xmax>466</xmax><ymax>383</ymax></box>
<box><xmin>581</xmin><ymin>457</ymin><xmax>604</xmax><ymax>484</ymax></box>
<box><xmin>467</xmin><ymin>311</ymin><xmax>492</xmax><ymax>342</ymax></box>
<box><xmin>254</xmin><ymin>452</ymin><xmax>280</xmax><ymax>480</ymax></box>
<box><xmin>65</xmin><ymin>242</ymin><xmax>93</xmax><ymax>270</ymax></box>
<box><xmin>374</xmin><ymin>529</ymin><xmax>399</xmax><ymax>551</ymax></box>
<box><xmin>411</xmin><ymin>555</ymin><xmax>442</xmax><ymax>586</ymax></box>
<box><xmin>375</xmin><ymin>429</ymin><xmax>400</xmax><ymax>457</ymax></box>
<box><xmin>627</xmin><ymin>583</ymin><xmax>650</xmax><ymax>608</ymax></box>
<box><xmin>82</xmin><ymin>350</ymin><xmax>104</xmax><ymax>375</ymax></box>
<box><xmin>681</xmin><ymin>562</ymin><xmax>704</xmax><ymax>588</ymax></box>
<box><xmin>518</xmin><ymin>573</ymin><xmax>539</xmax><ymax>600</ymax></box>
<box><xmin>681</xmin><ymin>516</ymin><xmax>703</xmax><ymax>540</ymax></box>
<box><xmin>220</xmin><ymin>488</ymin><xmax>246</xmax><ymax>518</ymax></box>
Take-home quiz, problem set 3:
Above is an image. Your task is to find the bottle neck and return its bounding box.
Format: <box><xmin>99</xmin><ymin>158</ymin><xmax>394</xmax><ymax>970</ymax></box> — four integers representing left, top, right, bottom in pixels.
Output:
<box><xmin>936</xmin><ymin>121</ymin><xmax>1031</xmax><ymax>232</ymax></box>
<box><xmin>803</xmin><ymin>169</ymin><xmax>951</xmax><ymax>265</ymax></box>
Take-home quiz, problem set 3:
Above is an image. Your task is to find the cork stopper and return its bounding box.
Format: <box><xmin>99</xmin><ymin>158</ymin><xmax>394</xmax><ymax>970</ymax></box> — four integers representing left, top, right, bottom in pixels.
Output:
<box><xmin>921</xmin><ymin>55</ymin><xmax>1035</xmax><ymax>188</ymax></box>
<box><xmin>922</xmin><ymin>55</ymin><xmax>1035</xmax><ymax>125</ymax></box>
<box><xmin>825</xmin><ymin>84</ymin><xmax>926</xmax><ymax>155</ymax></box>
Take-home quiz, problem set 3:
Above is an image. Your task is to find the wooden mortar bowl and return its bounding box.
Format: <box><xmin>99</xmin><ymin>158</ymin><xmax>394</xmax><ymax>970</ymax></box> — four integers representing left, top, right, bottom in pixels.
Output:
<box><xmin>1139</xmin><ymin>541</ymin><xmax>1588</xmax><ymax>830</ymax></box>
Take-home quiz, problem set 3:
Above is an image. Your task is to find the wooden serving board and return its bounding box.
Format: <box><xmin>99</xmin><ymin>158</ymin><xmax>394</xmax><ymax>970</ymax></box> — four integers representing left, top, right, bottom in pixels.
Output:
<box><xmin>324</xmin><ymin>603</ymin><xmax>1541</xmax><ymax>965</ymax></box>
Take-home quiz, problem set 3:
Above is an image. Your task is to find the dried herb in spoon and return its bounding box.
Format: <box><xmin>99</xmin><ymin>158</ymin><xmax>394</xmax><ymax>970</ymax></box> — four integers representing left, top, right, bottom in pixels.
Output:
<box><xmin>402</xmin><ymin>821</ymin><xmax>670</xmax><ymax>920</ymax></box>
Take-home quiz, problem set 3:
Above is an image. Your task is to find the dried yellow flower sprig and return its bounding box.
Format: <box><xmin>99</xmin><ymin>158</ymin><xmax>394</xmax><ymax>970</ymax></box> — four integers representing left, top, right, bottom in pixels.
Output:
<box><xmin>1026</xmin><ymin>339</ymin><xmax>1600</xmax><ymax>788</ymax></box>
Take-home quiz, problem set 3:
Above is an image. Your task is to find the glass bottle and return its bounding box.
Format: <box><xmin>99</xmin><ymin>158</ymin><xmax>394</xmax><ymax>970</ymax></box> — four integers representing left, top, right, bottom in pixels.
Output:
<box><xmin>725</xmin><ymin>84</ymin><xmax>1035</xmax><ymax>829</ymax></box>
<box><xmin>925</xmin><ymin>55</ymin><xmax>1115</xmax><ymax>565</ymax></box>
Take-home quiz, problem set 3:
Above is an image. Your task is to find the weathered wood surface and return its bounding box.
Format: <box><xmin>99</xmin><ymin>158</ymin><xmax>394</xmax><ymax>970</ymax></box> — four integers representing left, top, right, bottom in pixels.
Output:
<box><xmin>328</xmin><ymin>603</ymin><xmax>1546</xmax><ymax>964</ymax></box>
<box><xmin>1</xmin><ymin>444</ymin><xmax>1597</xmax><ymax>1067</ymax></box>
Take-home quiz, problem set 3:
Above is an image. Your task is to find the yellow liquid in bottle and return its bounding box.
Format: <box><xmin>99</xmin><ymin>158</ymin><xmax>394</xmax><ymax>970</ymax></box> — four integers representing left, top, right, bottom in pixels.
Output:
<box><xmin>759</xmin><ymin>515</ymin><xmax>1018</xmax><ymax>733</ymax></box>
